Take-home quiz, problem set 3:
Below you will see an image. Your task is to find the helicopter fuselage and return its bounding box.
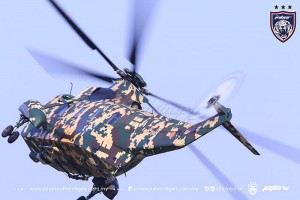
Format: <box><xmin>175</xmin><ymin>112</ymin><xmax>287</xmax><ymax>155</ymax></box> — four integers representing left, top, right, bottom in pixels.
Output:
<box><xmin>20</xmin><ymin>80</ymin><xmax>230</xmax><ymax>179</ymax></box>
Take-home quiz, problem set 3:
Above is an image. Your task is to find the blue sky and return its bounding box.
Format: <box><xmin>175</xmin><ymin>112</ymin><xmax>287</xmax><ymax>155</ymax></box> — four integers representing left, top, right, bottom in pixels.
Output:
<box><xmin>0</xmin><ymin>0</ymin><xmax>300</xmax><ymax>200</ymax></box>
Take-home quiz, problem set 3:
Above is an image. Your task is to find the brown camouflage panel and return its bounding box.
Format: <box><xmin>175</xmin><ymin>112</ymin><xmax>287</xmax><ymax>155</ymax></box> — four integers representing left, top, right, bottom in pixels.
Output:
<box><xmin>20</xmin><ymin>80</ymin><xmax>236</xmax><ymax>179</ymax></box>
<box><xmin>109</xmin><ymin>80</ymin><xmax>148</xmax><ymax>105</ymax></box>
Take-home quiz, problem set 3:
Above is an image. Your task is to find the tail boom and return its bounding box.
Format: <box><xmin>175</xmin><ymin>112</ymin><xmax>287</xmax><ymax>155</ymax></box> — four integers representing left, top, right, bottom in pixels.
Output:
<box><xmin>185</xmin><ymin>101</ymin><xmax>260</xmax><ymax>155</ymax></box>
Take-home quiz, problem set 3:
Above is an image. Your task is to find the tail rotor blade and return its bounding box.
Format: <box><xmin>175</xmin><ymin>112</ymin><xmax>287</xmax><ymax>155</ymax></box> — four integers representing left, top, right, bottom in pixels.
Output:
<box><xmin>195</xmin><ymin>72</ymin><xmax>245</xmax><ymax>119</ymax></box>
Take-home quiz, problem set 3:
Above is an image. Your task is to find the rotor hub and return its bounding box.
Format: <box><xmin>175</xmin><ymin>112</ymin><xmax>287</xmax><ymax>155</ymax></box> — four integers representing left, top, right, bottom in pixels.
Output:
<box><xmin>207</xmin><ymin>95</ymin><xmax>220</xmax><ymax>108</ymax></box>
<box><xmin>124</xmin><ymin>68</ymin><xmax>147</xmax><ymax>88</ymax></box>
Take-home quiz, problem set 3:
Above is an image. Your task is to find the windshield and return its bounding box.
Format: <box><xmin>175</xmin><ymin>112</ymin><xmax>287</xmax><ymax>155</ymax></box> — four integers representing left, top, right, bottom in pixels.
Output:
<box><xmin>90</xmin><ymin>88</ymin><xmax>117</xmax><ymax>101</ymax></box>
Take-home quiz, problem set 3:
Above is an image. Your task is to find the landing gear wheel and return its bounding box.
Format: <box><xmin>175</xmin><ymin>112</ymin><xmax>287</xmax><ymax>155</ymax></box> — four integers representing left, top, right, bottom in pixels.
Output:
<box><xmin>2</xmin><ymin>125</ymin><xmax>14</xmax><ymax>138</ymax></box>
<box><xmin>8</xmin><ymin>131</ymin><xmax>19</xmax><ymax>144</ymax></box>
<box><xmin>77</xmin><ymin>196</ymin><xmax>87</xmax><ymax>200</ymax></box>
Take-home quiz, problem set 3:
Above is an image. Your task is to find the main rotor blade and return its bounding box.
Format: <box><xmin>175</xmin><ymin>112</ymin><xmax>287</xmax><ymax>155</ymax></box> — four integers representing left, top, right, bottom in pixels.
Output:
<box><xmin>189</xmin><ymin>145</ymin><xmax>249</xmax><ymax>200</ymax></box>
<box><xmin>128</xmin><ymin>0</ymin><xmax>158</xmax><ymax>73</ymax></box>
<box><xmin>48</xmin><ymin>0</ymin><xmax>120</xmax><ymax>72</ymax></box>
<box><xmin>147</xmin><ymin>92</ymin><xmax>201</xmax><ymax>115</ymax></box>
<box><xmin>28</xmin><ymin>49</ymin><xmax>118</xmax><ymax>83</ymax></box>
<box><xmin>146</xmin><ymin>101</ymin><xmax>161</xmax><ymax>115</ymax></box>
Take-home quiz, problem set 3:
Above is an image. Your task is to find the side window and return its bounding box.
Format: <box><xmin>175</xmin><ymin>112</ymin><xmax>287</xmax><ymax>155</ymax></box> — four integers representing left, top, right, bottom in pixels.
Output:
<box><xmin>106</xmin><ymin>113</ymin><xmax>122</xmax><ymax>125</ymax></box>
<box><xmin>90</xmin><ymin>108</ymin><xmax>103</xmax><ymax>119</ymax></box>
<box><xmin>52</xmin><ymin>104</ymin><xmax>68</xmax><ymax>118</ymax></box>
<box><xmin>73</xmin><ymin>107</ymin><xmax>86</xmax><ymax>118</ymax></box>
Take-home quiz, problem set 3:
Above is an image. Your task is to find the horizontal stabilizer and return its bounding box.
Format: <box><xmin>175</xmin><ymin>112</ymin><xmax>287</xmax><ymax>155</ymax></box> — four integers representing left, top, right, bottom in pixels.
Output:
<box><xmin>222</xmin><ymin>121</ymin><xmax>260</xmax><ymax>155</ymax></box>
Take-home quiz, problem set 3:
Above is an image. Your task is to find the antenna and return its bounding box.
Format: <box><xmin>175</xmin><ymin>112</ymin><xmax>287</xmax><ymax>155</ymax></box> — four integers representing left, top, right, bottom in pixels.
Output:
<box><xmin>69</xmin><ymin>82</ymin><xmax>73</xmax><ymax>95</ymax></box>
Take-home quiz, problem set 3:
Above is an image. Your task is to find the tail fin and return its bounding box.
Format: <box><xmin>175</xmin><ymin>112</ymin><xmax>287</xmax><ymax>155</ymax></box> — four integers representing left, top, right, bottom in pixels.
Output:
<box><xmin>211</xmin><ymin>100</ymin><xmax>259</xmax><ymax>155</ymax></box>
<box><xmin>222</xmin><ymin>121</ymin><xmax>260</xmax><ymax>155</ymax></box>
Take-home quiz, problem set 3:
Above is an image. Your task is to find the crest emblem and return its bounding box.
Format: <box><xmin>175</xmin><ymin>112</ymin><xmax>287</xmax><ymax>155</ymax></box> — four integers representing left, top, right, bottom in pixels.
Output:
<box><xmin>248</xmin><ymin>182</ymin><xmax>258</xmax><ymax>196</ymax></box>
<box><xmin>270</xmin><ymin>6</ymin><xmax>296</xmax><ymax>42</ymax></box>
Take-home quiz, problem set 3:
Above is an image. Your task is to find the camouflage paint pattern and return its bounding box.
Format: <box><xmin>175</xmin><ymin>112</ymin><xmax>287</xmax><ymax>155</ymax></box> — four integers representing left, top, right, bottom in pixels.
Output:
<box><xmin>19</xmin><ymin>100</ymin><xmax>47</xmax><ymax>128</ymax></box>
<box><xmin>20</xmin><ymin>80</ymin><xmax>238</xmax><ymax>179</ymax></box>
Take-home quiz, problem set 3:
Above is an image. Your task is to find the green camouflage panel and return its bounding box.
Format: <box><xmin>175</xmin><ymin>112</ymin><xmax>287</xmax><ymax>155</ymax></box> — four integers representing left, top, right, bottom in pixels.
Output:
<box><xmin>21</xmin><ymin>80</ymin><xmax>232</xmax><ymax>178</ymax></box>
<box><xmin>109</xmin><ymin>79</ymin><xmax>148</xmax><ymax>105</ymax></box>
<box><xmin>19</xmin><ymin>100</ymin><xmax>47</xmax><ymax>128</ymax></box>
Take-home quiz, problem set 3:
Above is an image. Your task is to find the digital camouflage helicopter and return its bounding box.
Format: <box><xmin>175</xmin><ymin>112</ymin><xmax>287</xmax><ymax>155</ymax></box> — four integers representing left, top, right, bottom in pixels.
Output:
<box><xmin>1</xmin><ymin>1</ymin><xmax>259</xmax><ymax>199</ymax></box>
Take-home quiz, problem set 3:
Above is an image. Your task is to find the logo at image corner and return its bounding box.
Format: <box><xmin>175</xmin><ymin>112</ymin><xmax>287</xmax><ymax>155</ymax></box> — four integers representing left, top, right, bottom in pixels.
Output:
<box><xmin>248</xmin><ymin>182</ymin><xmax>258</xmax><ymax>196</ymax></box>
<box><xmin>270</xmin><ymin>5</ymin><xmax>296</xmax><ymax>43</ymax></box>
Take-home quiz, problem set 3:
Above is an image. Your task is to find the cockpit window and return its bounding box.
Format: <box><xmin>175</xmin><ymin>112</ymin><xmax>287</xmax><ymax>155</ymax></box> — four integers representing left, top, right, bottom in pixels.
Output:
<box><xmin>90</xmin><ymin>88</ymin><xmax>117</xmax><ymax>101</ymax></box>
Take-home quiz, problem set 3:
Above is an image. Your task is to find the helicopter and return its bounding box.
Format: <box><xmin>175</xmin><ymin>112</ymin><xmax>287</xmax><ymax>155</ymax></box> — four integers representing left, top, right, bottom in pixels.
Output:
<box><xmin>1</xmin><ymin>0</ymin><xmax>260</xmax><ymax>200</ymax></box>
